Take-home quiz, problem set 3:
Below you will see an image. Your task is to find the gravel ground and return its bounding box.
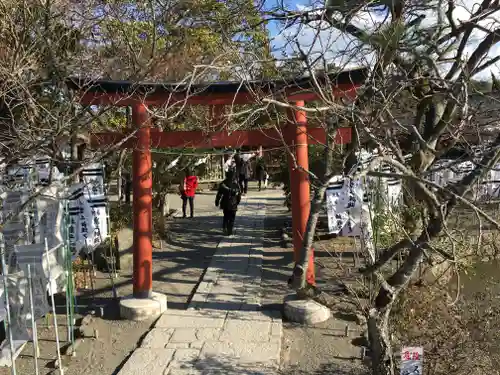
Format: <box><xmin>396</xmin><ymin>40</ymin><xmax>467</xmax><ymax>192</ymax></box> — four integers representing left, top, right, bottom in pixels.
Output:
<box><xmin>0</xmin><ymin>192</ymin><xmax>223</xmax><ymax>375</ymax></box>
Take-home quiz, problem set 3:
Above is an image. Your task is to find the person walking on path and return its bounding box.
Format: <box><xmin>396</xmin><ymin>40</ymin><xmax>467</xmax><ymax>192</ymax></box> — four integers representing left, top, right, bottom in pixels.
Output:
<box><xmin>215</xmin><ymin>169</ymin><xmax>241</xmax><ymax>236</ymax></box>
<box><xmin>121</xmin><ymin>171</ymin><xmax>132</xmax><ymax>204</ymax></box>
<box><xmin>235</xmin><ymin>152</ymin><xmax>254</xmax><ymax>195</ymax></box>
<box><xmin>180</xmin><ymin>168</ymin><xmax>198</xmax><ymax>218</ymax></box>
<box><xmin>255</xmin><ymin>157</ymin><xmax>267</xmax><ymax>191</ymax></box>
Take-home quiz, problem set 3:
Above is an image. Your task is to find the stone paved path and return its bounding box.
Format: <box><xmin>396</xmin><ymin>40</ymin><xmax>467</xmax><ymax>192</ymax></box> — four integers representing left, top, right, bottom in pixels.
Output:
<box><xmin>117</xmin><ymin>192</ymin><xmax>283</xmax><ymax>375</ymax></box>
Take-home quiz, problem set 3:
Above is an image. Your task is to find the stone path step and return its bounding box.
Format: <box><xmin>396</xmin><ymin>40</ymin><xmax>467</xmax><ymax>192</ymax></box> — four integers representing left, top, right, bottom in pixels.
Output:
<box><xmin>118</xmin><ymin>192</ymin><xmax>283</xmax><ymax>375</ymax></box>
<box><xmin>123</xmin><ymin>309</ymin><xmax>282</xmax><ymax>375</ymax></box>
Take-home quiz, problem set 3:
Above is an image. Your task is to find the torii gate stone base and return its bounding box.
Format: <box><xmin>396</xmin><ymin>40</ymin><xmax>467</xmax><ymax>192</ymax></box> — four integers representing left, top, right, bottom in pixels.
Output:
<box><xmin>77</xmin><ymin>69</ymin><xmax>365</xmax><ymax>320</ymax></box>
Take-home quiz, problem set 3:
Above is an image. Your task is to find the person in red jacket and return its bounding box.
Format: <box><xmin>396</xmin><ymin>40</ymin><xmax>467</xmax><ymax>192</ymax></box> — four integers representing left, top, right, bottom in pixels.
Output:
<box><xmin>180</xmin><ymin>168</ymin><xmax>198</xmax><ymax>218</ymax></box>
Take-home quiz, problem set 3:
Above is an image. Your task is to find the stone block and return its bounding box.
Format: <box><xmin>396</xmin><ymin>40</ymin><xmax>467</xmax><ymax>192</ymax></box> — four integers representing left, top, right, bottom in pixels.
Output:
<box><xmin>244</xmin><ymin>284</ymin><xmax>261</xmax><ymax>296</ymax></box>
<box><xmin>199</xmin><ymin>365</ymin><xmax>277</xmax><ymax>375</ymax></box>
<box><xmin>217</xmin><ymin>274</ymin><xmax>252</xmax><ymax>284</ymax></box>
<box><xmin>200</xmin><ymin>341</ymin><xmax>280</xmax><ymax>368</ymax></box>
<box><xmin>249</xmin><ymin>247</ymin><xmax>263</xmax><ymax>257</ymax></box>
<box><xmin>210</xmin><ymin>284</ymin><xmax>246</xmax><ymax>297</ymax></box>
<box><xmin>221</xmin><ymin>263</ymin><xmax>250</xmax><ymax>273</ymax></box>
<box><xmin>217</xmin><ymin>241</ymin><xmax>233</xmax><ymax>249</ymax></box>
<box><xmin>141</xmin><ymin>328</ymin><xmax>174</xmax><ymax>348</ymax></box>
<box><xmin>247</xmin><ymin>266</ymin><xmax>262</xmax><ymax>278</ymax></box>
<box><xmin>196</xmin><ymin>328</ymin><xmax>221</xmax><ymax>341</ymax></box>
<box><xmin>270</xmin><ymin>322</ymin><xmax>282</xmax><ymax>338</ymax></box>
<box><xmin>156</xmin><ymin>310</ymin><xmax>227</xmax><ymax>329</ymax></box>
<box><xmin>196</xmin><ymin>281</ymin><xmax>214</xmax><ymax>294</ymax></box>
<box><xmin>202</xmin><ymin>301</ymin><xmax>243</xmax><ymax>310</ymax></box>
<box><xmin>201</xmin><ymin>270</ymin><xmax>219</xmax><ymax>284</ymax></box>
<box><xmin>248</xmin><ymin>257</ymin><xmax>263</xmax><ymax>267</ymax></box>
<box><xmin>283</xmin><ymin>296</ymin><xmax>331</xmax><ymax>325</ymax></box>
<box><xmin>166</xmin><ymin>369</ymin><xmax>203</xmax><ymax>375</ymax></box>
<box><xmin>268</xmin><ymin>310</ymin><xmax>283</xmax><ymax>321</ymax></box>
<box><xmin>242</xmin><ymin>296</ymin><xmax>261</xmax><ymax>306</ymax></box>
<box><xmin>190</xmin><ymin>341</ymin><xmax>205</xmax><ymax>349</ymax></box>
<box><xmin>116</xmin><ymin>348</ymin><xmax>174</xmax><ymax>375</ymax></box>
<box><xmin>171</xmin><ymin>348</ymin><xmax>201</xmax><ymax>366</ymax></box>
<box><xmin>189</xmin><ymin>292</ymin><xmax>209</xmax><ymax>304</ymax></box>
<box><xmin>206</xmin><ymin>293</ymin><xmax>244</xmax><ymax>304</ymax></box>
<box><xmin>219</xmin><ymin>319</ymin><xmax>271</xmax><ymax>342</ymax></box>
<box><xmin>170</xmin><ymin>328</ymin><xmax>198</xmax><ymax>343</ymax></box>
<box><xmin>228</xmin><ymin>244</ymin><xmax>253</xmax><ymax>252</ymax></box>
<box><xmin>239</xmin><ymin>303</ymin><xmax>260</xmax><ymax>311</ymax></box>
<box><xmin>166</xmin><ymin>342</ymin><xmax>191</xmax><ymax>349</ymax></box>
<box><xmin>187</xmin><ymin>301</ymin><xmax>203</xmax><ymax>310</ymax></box>
<box><xmin>227</xmin><ymin>311</ymin><xmax>272</xmax><ymax>322</ymax></box>
<box><xmin>119</xmin><ymin>292</ymin><xmax>168</xmax><ymax>321</ymax></box>
<box><xmin>213</xmin><ymin>279</ymin><xmax>243</xmax><ymax>289</ymax></box>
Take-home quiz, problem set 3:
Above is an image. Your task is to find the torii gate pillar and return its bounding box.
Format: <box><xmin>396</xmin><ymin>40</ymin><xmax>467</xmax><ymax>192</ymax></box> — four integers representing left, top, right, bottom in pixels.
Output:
<box><xmin>132</xmin><ymin>103</ymin><xmax>153</xmax><ymax>298</ymax></box>
<box><xmin>120</xmin><ymin>103</ymin><xmax>167</xmax><ymax>321</ymax></box>
<box><xmin>288</xmin><ymin>101</ymin><xmax>315</xmax><ymax>285</ymax></box>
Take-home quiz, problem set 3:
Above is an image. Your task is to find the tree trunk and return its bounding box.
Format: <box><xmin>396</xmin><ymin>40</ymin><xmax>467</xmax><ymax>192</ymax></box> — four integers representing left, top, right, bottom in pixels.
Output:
<box><xmin>117</xmin><ymin>106</ymin><xmax>131</xmax><ymax>206</ymax></box>
<box><xmin>343</xmin><ymin>124</ymin><xmax>359</xmax><ymax>175</ymax></box>
<box><xmin>360</xmin><ymin>203</ymin><xmax>376</xmax><ymax>264</ymax></box>
<box><xmin>158</xmin><ymin>192</ymin><xmax>169</xmax><ymax>238</ymax></box>
<box><xmin>70</xmin><ymin>133</ymin><xmax>79</xmax><ymax>183</ymax></box>
<box><xmin>368</xmin><ymin>307</ymin><xmax>394</xmax><ymax>375</ymax></box>
<box><xmin>160</xmin><ymin>192</ymin><xmax>170</xmax><ymax>217</ymax></box>
<box><xmin>290</xmin><ymin>184</ymin><xmax>328</xmax><ymax>289</ymax></box>
<box><xmin>368</xmin><ymin>225</ymin><xmax>427</xmax><ymax>375</ymax></box>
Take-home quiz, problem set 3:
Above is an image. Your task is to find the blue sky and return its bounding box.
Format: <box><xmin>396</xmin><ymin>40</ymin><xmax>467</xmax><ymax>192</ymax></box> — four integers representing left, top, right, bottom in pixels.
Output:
<box><xmin>263</xmin><ymin>0</ymin><xmax>304</xmax><ymax>51</ymax></box>
<box><xmin>262</xmin><ymin>0</ymin><xmax>382</xmax><ymax>69</ymax></box>
<box><xmin>260</xmin><ymin>0</ymin><xmax>500</xmax><ymax>79</ymax></box>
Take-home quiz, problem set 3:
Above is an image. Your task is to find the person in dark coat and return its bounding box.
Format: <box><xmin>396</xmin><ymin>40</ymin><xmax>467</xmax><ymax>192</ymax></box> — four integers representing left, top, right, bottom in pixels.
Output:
<box><xmin>234</xmin><ymin>152</ymin><xmax>252</xmax><ymax>195</ymax></box>
<box><xmin>215</xmin><ymin>169</ymin><xmax>241</xmax><ymax>236</ymax></box>
<box><xmin>121</xmin><ymin>171</ymin><xmax>132</xmax><ymax>204</ymax></box>
<box><xmin>255</xmin><ymin>157</ymin><xmax>267</xmax><ymax>191</ymax></box>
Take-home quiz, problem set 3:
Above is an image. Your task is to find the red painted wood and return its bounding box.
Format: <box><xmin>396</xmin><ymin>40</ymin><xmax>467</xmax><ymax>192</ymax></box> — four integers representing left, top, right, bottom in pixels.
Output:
<box><xmin>287</xmin><ymin>101</ymin><xmax>315</xmax><ymax>285</ymax></box>
<box><xmin>90</xmin><ymin>127</ymin><xmax>351</xmax><ymax>149</ymax></box>
<box><xmin>131</xmin><ymin>103</ymin><xmax>153</xmax><ymax>298</ymax></box>
<box><xmin>85</xmin><ymin>79</ymin><xmax>360</xmax><ymax>301</ymax></box>
<box><xmin>79</xmin><ymin>84</ymin><xmax>358</xmax><ymax>106</ymax></box>
<box><xmin>209</xmin><ymin>105</ymin><xmax>225</xmax><ymax>131</ymax></box>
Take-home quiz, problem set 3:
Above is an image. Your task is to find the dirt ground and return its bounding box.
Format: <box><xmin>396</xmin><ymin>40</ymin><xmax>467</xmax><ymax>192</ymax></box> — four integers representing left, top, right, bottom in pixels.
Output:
<box><xmin>1</xmin><ymin>187</ymin><xmax>369</xmax><ymax>375</ymax></box>
<box><xmin>0</xmin><ymin>192</ymin><xmax>223</xmax><ymax>375</ymax></box>
<box><xmin>259</xmin><ymin>196</ymin><xmax>368</xmax><ymax>375</ymax></box>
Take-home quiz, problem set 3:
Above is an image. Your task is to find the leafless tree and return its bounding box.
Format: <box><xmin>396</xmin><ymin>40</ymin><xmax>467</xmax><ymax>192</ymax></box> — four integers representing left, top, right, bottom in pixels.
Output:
<box><xmin>4</xmin><ymin>0</ymin><xmax>500</xmax><ymax>373</ymax></box>
<box><xmin>226</xmin><ymin>1</ymin><xmax>500</xmax><ymax>374</ymax></box>
<box><xmin>0</xmin><ymin>0</ymin><xmax>267</xmax><ymax>206</ymax></box>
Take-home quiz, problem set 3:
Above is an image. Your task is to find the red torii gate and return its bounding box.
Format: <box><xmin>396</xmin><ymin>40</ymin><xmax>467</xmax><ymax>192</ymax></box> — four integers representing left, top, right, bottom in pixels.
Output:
<box><xmin>71</xmin><ymin>68</ymin><xmax>367</xmax><ymax>300</ymax></box>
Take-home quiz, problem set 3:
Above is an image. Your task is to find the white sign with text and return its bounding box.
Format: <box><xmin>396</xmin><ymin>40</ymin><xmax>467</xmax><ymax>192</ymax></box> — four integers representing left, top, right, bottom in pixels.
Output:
<box><xmin>401</xmin><ymin>347</ymin><xmax>423</xmax><ymax>375</ymax></box>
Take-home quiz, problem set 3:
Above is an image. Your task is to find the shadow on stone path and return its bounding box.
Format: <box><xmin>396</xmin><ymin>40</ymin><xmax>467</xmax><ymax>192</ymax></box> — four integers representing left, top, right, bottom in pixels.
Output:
<box><xmin>116</xmin><ymin>190</ymin><xmax>286</xmax><ymax>375</ymax></box>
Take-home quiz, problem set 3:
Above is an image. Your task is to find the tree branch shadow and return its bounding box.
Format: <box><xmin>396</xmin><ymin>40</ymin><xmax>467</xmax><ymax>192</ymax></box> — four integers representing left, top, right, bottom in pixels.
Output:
<box><xmin>280</xmin><ymin>361</ymin><xmax>369</xmax><ymax>375</ymax></box>
<box><xmin>177</xmin><ymin>354</ymin><xmax>369</xmax><ymax>375</ymax></box>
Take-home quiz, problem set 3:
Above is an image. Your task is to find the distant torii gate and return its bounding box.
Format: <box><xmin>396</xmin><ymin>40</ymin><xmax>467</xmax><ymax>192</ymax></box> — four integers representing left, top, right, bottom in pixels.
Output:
<box><xmin>71</xmin><ymin>68</ymin><xmax>367</xmax><ymax>299</ymax></box>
